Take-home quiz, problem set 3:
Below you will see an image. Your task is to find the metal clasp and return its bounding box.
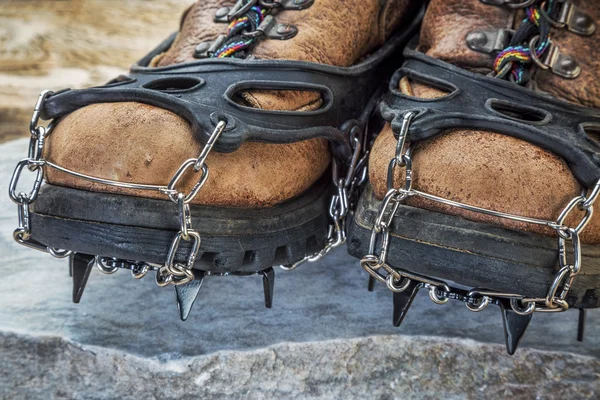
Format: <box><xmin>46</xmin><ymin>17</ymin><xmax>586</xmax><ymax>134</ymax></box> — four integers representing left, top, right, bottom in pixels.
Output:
<box><xmin>529</xmin><ymin>36</ymin><xmax>581</xmax><ymax>79</ymax></box>
<box><xmin>466</xmin><ymin>29</ymin><xmax>514</xmax><ymax>54</ymax></box>
<box><xmin>541</xmin><ymin>0</ymin><xmax>596</xmax><ymax>36</ymax></box>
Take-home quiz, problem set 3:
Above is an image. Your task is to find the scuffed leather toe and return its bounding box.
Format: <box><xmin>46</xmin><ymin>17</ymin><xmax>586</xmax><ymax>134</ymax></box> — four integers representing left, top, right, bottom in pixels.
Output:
<box><xmin>369</xmin><ymin>124</ymin><xmax>600</xmax><ymax>244</ymax></box>
<box><xmin>45</xmin><ymin>102</ymin><xmax>330</xmax><ymax>208</ymax></box>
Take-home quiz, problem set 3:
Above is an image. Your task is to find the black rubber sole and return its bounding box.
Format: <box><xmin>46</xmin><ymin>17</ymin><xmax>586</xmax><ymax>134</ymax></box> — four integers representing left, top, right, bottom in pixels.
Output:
<box><xmin>347</xmin><ymin>185</ymin><xmax>600</xmax><ymax>309</ymax></box>
<box><xmin>30</xmin><ymin>175</ymin><xmax>331</xmax><ymax>273</ymax></box>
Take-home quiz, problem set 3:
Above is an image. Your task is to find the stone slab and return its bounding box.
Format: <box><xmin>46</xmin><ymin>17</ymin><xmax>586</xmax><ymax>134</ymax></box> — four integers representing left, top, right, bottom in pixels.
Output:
<box><xmin>0</xmin><ymin>0</ymin><xmax>190</xmax><ymax>142</ymax></box>
<box><xmin>1</xmin><ymin>138</ymin><xmax>599</xmax><ymax>398</ymax></box>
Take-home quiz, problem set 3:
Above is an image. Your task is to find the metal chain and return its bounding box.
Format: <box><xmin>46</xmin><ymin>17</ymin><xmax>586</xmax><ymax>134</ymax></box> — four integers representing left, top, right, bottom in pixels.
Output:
<box><xmin>96</xmin><ymin>256</ymin><xmax>158</xmax><ymax>279</ymax></box>
<box><xmin>280</xmin><ymin>122</ymin><xmax>368</xmax><ymax>271</ymax></box>
<box><xmin>155</xmin><ymin>121</ymin><xmax>226</xmax><ymax>287</ymax></box>
<box><xmin>361</xmin><ymin>110</ymin><xmax>600</xmax><ymax>315</ymax></box>
<box><xmin>9</xmin><ymin>90</ymin><xmax>229</xmax><ymax>286</ymax></box>
<box><xmin>9</xmin><ymin>91</ymin><xmax>72</xmax><ymax>259</ymax></box>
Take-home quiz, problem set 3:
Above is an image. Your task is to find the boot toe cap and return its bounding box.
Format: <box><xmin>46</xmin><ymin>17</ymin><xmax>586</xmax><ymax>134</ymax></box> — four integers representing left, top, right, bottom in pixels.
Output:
<box><xmin>45</xmin><ymin>102</ymin><xmax>330</xmax><ymax>207</ymax></box>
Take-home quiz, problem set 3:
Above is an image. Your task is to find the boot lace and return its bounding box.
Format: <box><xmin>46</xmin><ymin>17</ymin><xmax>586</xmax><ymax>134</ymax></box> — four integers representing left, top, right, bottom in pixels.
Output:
<box><xmin>493</xmin><ymin>0</ymin><xmax>556</xmax><ymax>84</ymax></box>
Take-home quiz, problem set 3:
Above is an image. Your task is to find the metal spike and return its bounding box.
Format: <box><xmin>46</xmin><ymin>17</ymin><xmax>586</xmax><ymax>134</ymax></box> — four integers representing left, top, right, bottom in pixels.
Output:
<box><xmin>392</xmin><ymin>280</ymin><xmax>422</xmax><ymax>327</ymax></box>
<box><xmin>175</xmin><ymin>271</ymin><xmax>205</xmax><ymax>321</ymax></box>
<box><xmin>368</xmin><ymin>276</ymin><xmax>375</xmax><ymax>292</ymax></box>
<box><xmin>577</xmin><ymin>308</ymin><xmax>586</xmax><ymax>342</ymax></box>
<box><xmin>71</xmin><ymin>253</ymin><xmax>95</xmax><ymax>304</ymax></box>
<box><xmin>261</xmin><ymin>267</ymin><xmax>275</xmax><ymax>309</ymax></box>
<box><xmin>500</xmin><ymin>301</ymin><xmax>533</xmax><ymax>355</ymax></box>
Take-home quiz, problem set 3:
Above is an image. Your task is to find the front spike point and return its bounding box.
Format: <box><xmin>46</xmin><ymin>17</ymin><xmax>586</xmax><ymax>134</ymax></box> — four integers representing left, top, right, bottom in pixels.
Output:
<box><xmin>261</xmin><ymin>267</ymin><xmax>275</xmax><ymax>309</ymax></box>
<box><xmin>71</xmin><ymin>253</ymin><xmax>95</xmax><ymax>304</ymax></box>
<box><xmin>500</xmin><ymin>301</ymin><xmax>533</xmax><ymax>355</ymax></box>
<box><xmin>577</xmin><ymin>308</ymin><xmax>586</xmax><ymax>342</ymax></box>
<box><xmin>392</xmin><ymin>280</ymin><xmax>421</xmax><ymax>327</ymax></box>
<box><xmin>175</xmin><ymin>271</ymin><xmax>205</xmax><ymax>321</ymax></box>
<box><xmin>368</xmin><ymin>276</ymin><xmax>375</xmax><ymax>292</ymax></box>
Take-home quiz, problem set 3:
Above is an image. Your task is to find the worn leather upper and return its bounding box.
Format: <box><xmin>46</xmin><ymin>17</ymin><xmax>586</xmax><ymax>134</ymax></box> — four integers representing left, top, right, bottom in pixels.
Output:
<box><xmin>45</xmin><ymin>0</ymin><xmax>416</xmax><ymax>207</ymax></box>
<box><xmin>369</xmin><ymin>0</ymin><xmax>600</xmax><ymax>243</ymax></box>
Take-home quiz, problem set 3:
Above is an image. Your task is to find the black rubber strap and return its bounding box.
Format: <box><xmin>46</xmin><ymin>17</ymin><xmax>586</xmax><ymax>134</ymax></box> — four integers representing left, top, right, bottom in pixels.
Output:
<box><xmin>40</xmin><ymin>14</ymin><xmax>422</xmax><ymax>160</ymax></box>
<box><xmin>380</xmin><ymin>50</ymin><xmax>600</xmax><ymax>189</ymax></box>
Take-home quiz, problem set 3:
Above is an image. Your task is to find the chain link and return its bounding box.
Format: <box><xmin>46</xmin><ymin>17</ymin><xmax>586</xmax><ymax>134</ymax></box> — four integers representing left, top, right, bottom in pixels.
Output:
<box><xmin>155</xmin><ymin>121</ymin><xmax>226</xmax><ymax>286</ymax></box>
<box><xmin>361</xmin><ymin>110</ymin><xmax>599</xmax><ymax>315</ymax></box>
<box><xmin>280</xmin><ymin>122</ymin><xmax>367</xmax><ymax>271</ymax></box>
<box><xmin>9</xmin><ymin>91</ymin><xmax>234</xmax><ymax>286</ymax></box>
<box><xmin>95</xmin><ymin>256</ymin><xmax>157</xmax><ymax>279</ymax></box>
<box><xmin>12</xmin><ymin>90</ymin><xmax>356</xmax><ymax>285</ymax></box>
<box><xmin>9</xmin><ymin>91</ymin><xmax>73</xmax><ymax>259</ymax></box>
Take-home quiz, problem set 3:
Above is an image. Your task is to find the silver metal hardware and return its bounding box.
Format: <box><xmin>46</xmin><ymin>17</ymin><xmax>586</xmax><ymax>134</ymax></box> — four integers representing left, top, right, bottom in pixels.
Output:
<box><xmin>259</xmin><ymin>0</ymin><xmax>314</xmax><ymax>10</ymax></box>
<box><xmin>94</xmin><ymin>257</ymin><xmax>158</xmax><ymax>279</ymax></box>
<box><xmin>228</xmin><ymin>0</ymin><xmax>259</xmax><ymax>21</ymax></box>
<box><xmin>529</xmin><ymin>36</ymin><xmax>581</xmax><ymax>79</ymax></box>
<box><xmin>280</xmin><ymin>121</ymin><xmax>368</xmax><ymax>272</ymax></box>
<box><xmin>10</xmin><ymin>90</ymin><xmax>231</xmax><ymax>288</ymax></box>
<box><xmin>211</xmin><ymin>0</ymin><xmax>305</xmax><ymax>56</ymax></box>
<box><xmin>48</xmin><ymin>247</ymin><xmax>72</xmax><ymax>259</ymax></box>
<box><xmin>479</xmin><ymin>0</ymin><xmax>536</xmax><ymax>9</ymax></box>
<box><xmin>361</xmin><ymin>110</ymin><xmax>600</xmax><ymax>315</ymax></box>
<box><xmin>96</xmin><ymin>256</ymin><xmax>119</xmax><ymax>274</ymax></box>
<box><xmin>216</xmin><ymin>0</ymin><xmax>314</xmax><ymax>22</ymax></box>
<box><xmin>194</xmin><ymin>35</ymin><xmax>228</xmax><ymax>59</ymax></box>
<box><xmin>467</xmin><ymin>29</ymin><xmax>514</xmax><ymax>54</ymax></box>
<box><xmin>242</xmin><ymin>15</ymin><xmax>298</xmax><ymax>40</ymax></box>
<box><xmin>541</xmin><ymin>0</ymin><xmax>596</xmax><ymax>36</ymax></box>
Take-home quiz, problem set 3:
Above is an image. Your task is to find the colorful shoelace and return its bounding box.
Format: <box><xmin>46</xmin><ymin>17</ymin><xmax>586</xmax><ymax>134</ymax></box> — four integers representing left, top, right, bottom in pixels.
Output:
<box><xmin>212</xmin><ymin>3</ymin><xmax>268</xmax><ymax>58</ymax></box>
<box><xmin>493</xmin><ymin>0</ymin><xmax>555</xmax><ymax>84</ymax></box>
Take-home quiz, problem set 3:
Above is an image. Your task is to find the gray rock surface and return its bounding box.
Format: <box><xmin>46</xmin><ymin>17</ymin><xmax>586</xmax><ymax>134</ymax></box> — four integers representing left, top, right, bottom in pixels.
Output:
<box><xmin>1</xmin><ymin>138</ymin><xmax>599</xmax><ymax>399</ymax></box>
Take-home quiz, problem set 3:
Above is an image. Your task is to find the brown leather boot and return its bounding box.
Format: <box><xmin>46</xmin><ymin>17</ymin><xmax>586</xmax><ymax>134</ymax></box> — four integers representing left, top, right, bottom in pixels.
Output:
<box><xmin>9</xmin><ymin>0</ymin><xmax>422</xmax><ymax>318</ymax></box>
<box><xmin>348</xmin><ymin>0</ymin><xmax>600</xmax><ymax>351</ymax></box>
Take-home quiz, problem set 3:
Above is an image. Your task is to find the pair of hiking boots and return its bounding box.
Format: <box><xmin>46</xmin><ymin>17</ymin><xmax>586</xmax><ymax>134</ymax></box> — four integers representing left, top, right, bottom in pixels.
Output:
<box><xmin>9</xmin><ymin>0</ymin><xmax>600</xmax><ymax>354</ymax></box>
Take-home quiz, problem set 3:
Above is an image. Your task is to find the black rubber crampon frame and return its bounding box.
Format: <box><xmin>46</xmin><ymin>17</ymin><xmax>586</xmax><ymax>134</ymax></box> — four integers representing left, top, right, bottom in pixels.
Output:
<box><xmin>381</xmin><ymin>49</ymin><xmax>600</xmax><ymax>189</ymax></box>
<box><xmin>346</xmin><ymin>48</ymin><xmax>600</xmax><ymax>351</ymax></box>
<box><xmin>21</xmin><ymin>8</ymin><xmax>426</xmax><ymax>314</ymax></box>
<box><xmin>40</xmin><ymin>14</ymin><xmax>422</xmax><ymax>161</ymax></box>
<box><xmin>350</xmin><ymin>49</ymin><xmax>600</xmax><ymax>309</ymax></box>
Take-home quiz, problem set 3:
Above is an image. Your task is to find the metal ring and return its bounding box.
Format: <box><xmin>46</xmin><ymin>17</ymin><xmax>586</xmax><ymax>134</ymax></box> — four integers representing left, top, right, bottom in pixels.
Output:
<box><xmin>48</xmin><ymin>247</ymin><xmax>73</xmax><ymax>259</ymax></box>
<box><xmin>529</xmin><ymin>35</ymin><xmax>551</xmax><ymax>71</ymax></box>
<box><xmin>167</xmin><ymin>160</ymin><xmax>209</xmax><ymax>204</ymax></box>
<box><xmin>132</xmin><ymin>264</ymin><xmax>150</xmax><ymax>279</ymax></box>
<box><xmin>545</xmin><ymin>265</ymin><xmax>572</xmax><ymax>309</ymax></box>
<box><xmin>466</xmin><ymin>296</ymin><xmax>491</xmax><ymax>312</ymax></box>
<box><xmin>156</xmin><ymin>267</ymin><xmax>174</xmax><ymax>287</ymax></box>
<box><xmin>9</xmin><ymin>159</ymin><xmax>44</xmax><ymax>205</ymax></box>
<box><xmin>539</xmin><ymin>1</ymin><xmax>566</xmax><ymax>28</ymax></box>
<box><xmin>29</xmin><ymin>90</ymin><xmax>54</xmax><ymax>136</ymax></box>
<box><xmin>428</xmin><ymin>286</ymin><xmax>449</xmax><ymax>305</ymax></box>
<box><xmin>506</xmin><ymin>0</ymin><xmax>536</xmax><ymax>9</ymax></box>
<box><xmin>510</xmin><ymin>298</ymin><xmax>536</xmax><ymax>315</ymax></box>
<box><xmin>360</xmin><ymin>256</ymin><xmax>387</xmax><ymax>284</ymax></box>
<box><xmin>178</xmin><ymin>193</ymin><xmax>193</xmax><ymax>241</ymax></box>
<box><xmin>536</xmin><ymin>299</ymin><xmax>569</xmax><ymax>312</ymax></box>
<box><xmin>96</xmin><ymin>256</ymin><xmax>119</xmax><ymax>275</ymax></box>
<box><xmin>386</xmin><ymin>275</ymin><xmax>412</xmax><ymax>293</ymax></box>
<box><xmin>583</xmin><ymin>180</ymin><xmax>600</xmax><ymax>209</ymax></box>
<box><xmin>556</xmin><ymin>195</ymin><xmax>593</xmax><ymax>236</ymax></box>
<box><xmin>374</xmin><ymin>189</ymin><xmax>401</xmax><ymax>231</ymax></box>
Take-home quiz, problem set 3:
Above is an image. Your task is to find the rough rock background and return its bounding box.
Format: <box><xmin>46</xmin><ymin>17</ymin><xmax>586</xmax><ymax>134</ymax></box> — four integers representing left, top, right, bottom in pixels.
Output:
<box><xmin>1</xmin><ymin>138</ymin><xmax>600</xmax><ymax>399</ymax></box>
<box><xmin>1</xmin><ymin>2</ymin><xmax>599</xmax><ymax>399</ymax></box>
<box><xmin>0</xmin><ymin>0</ymin><xmax>191</xmax><ymax>142</ymax></box>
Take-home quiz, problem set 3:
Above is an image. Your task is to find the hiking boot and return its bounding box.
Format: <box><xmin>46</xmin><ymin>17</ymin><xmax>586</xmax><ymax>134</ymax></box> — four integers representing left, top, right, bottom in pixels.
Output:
<box><xmin>9</xmin><ymin>0</ymin><xmax>423</xmax><ymax>320</ymax></box>
<box><xmin>348</xmin><ymin>0</ymin><xmax>600</xmax><ymax>353</ymax></box>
